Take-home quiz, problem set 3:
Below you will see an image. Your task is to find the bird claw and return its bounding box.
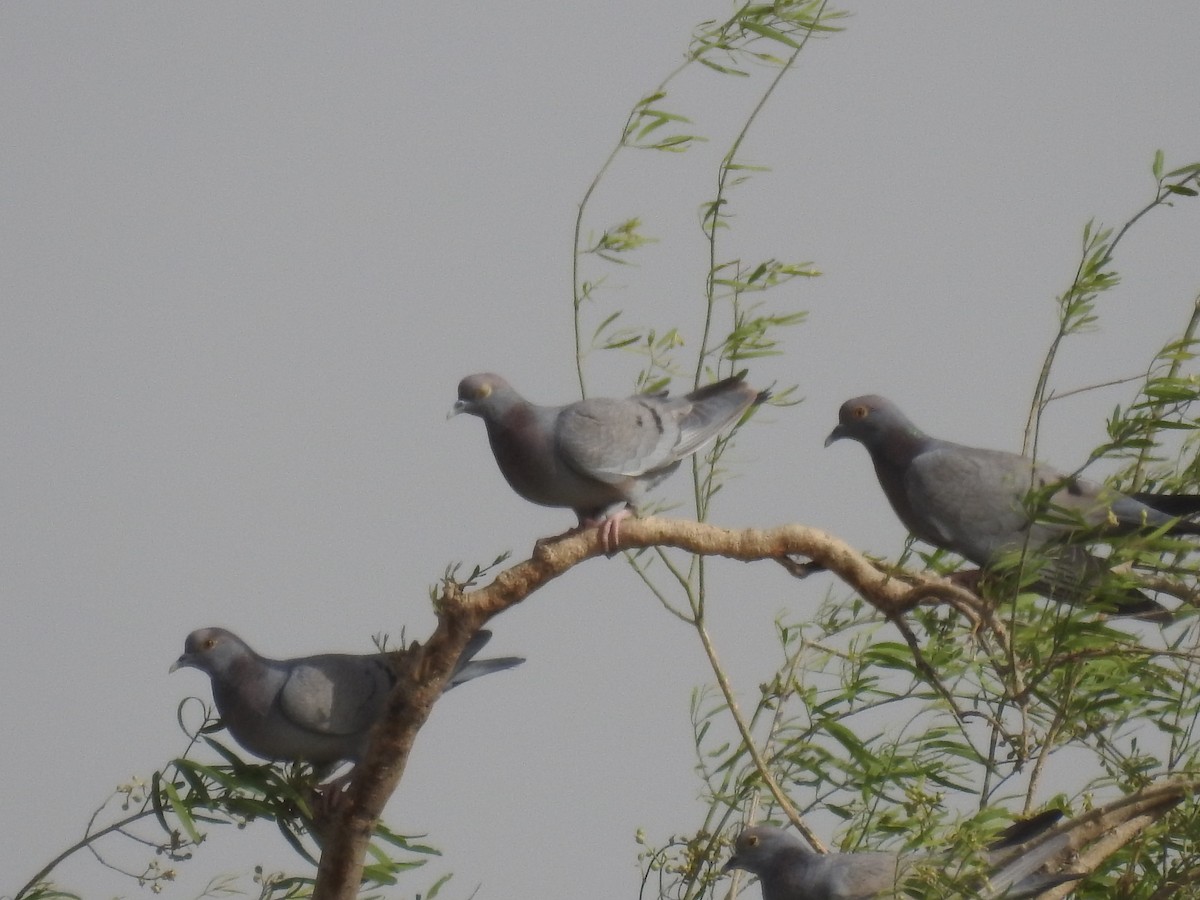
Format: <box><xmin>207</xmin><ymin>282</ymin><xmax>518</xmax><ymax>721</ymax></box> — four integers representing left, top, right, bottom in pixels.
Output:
<box><xmin>592</xmin><ymin>508</ymin><xmax>632</xmax><ymax>555</ymax></box>
<box><xmin>313</xmin><ymin>771</ymin><xmax>353</xmax><ymax>824</ymax></box>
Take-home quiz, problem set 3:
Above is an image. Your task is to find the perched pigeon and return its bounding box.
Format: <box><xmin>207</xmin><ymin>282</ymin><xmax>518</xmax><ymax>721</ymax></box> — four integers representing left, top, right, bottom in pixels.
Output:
<box><xmin>170</xmin><ymin>628</ymin><xmax>523</xmax><ymax>767</ymax></box>
<box><xmin>725</xmin><ymin>813</ymin><xmax>1078</xmax><ymax>900</ymax></box>
<box><xmin>826</xmin><ymin>395</ymin><xmax>1200</xmax><ymax>618</ymax></box>
<box><xmin>450</xmin><ymin>372</ymin><xmax>768</xmax><ymax>551</ymax></box>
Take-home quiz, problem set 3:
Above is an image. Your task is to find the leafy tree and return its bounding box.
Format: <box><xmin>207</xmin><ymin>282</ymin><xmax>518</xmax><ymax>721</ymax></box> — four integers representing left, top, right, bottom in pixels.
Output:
<box><xmin>12</xmin><ymin>3</ymin><xmax>1200</xmax><ymax>899</ymax></box>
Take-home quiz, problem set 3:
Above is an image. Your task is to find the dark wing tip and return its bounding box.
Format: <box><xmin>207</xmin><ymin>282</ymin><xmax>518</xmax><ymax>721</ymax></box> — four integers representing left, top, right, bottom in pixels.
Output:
<box><xmin>991</xmin><ymin>808</ymin><xmax>1065</xmax><ymax>849</ymax></box>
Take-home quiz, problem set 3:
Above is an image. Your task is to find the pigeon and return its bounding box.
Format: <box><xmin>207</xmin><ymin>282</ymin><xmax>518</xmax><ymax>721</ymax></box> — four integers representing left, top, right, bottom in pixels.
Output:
<box><xmin>825</xmin><ymin>394</ymin><xmax>1200</xmax><ymax>618</ymax></box>
<box><xmin>170</xmin><ymin>627</ymin><xmax>523</xmax><ymax>768</ymax></box>
<box><xmin>724</xmin><ymin>812</ymin><xmax>1079</xmax><ymax>900</ymax></box>
<box><xmin>450</xmin><ymin>372</ymin><xmax>768</xmax><ymax>551</ymax></box>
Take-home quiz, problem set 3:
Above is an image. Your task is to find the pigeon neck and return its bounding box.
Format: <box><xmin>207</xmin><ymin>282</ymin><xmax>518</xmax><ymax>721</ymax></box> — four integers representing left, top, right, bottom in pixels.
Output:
<box><xmin>480</xmin><ymin>388</ymin><xmax>527</xmax><ymax>423</ymax></box>
<box><xmin>484</xmin><ymin>398</ymin><xmax>536</xmax><ymax>442</ymax></box>
<box><xmin>872</xmin><ymin>424</ymin><xmax>928</xmax><ymax>467</ymax></box>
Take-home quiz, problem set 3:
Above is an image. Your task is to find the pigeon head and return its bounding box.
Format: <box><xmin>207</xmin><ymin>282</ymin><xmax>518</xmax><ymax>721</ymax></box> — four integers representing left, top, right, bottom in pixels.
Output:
<box><xmin>724</xmin><ymin>825</ymin><xmax>811</xmax><ymax>875</ymax></box>
<box><xmin>825</xmin><ymin>395</ymin><xmax>923</xmax><ymax>451</ymax></box>
<box><xmin>170</xmin><ymin>627</ymin><xmax>252</xmax><ymax>677</ymax></box>
<box><xmin>449</xmin><ymin>373</ymin><xmax>519</xmax><ymax>420</ymax></box>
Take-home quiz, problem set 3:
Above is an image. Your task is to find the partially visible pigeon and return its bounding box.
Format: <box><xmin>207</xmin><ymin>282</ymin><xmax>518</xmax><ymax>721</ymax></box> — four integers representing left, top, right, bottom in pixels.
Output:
<box><xmin>171</xmin><ymin>628</ymin><xmax>523</xmax><ymax>767</ymax></box>
<box><xmin>725</xmin><ymin>812</ymin><xmax>1078</xmax><ymax>900</ymax></box>
<box><xmin>450</xmin><ymin>372</ymin><xmax>768</xmax><ymax>551</ymax></box>
<box><xmin>826</xmin><ymin>394</ymin><xmax>1200</xmax><ymax>618</ymax></box>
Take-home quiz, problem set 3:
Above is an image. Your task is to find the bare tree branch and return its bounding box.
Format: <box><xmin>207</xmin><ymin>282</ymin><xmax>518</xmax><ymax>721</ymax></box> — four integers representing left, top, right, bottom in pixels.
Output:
<box><xmin>310</xmin><ymin>515</ymin><xmax>998</xmax><ymax>896</ymax></box>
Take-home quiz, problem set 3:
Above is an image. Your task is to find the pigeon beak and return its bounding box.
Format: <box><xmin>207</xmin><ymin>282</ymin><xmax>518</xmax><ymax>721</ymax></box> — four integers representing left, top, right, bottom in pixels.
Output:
<box><xmin>447</xmin><ymin>400</ymin><xmax>469</xmax><ymax>420</ymax></box>
<box><xmin>721</xmin><ymin>857</ymin><xmax>738</xmax><ymax>873</ymax></box>
<box><xmin>824</xmin><ymin>424</ymin><xmax>848</xmax><ymax>447</ymax></box>
<box><xmin>169</xmin><ymin>655</ymin><xmax>191</xmax><ymax>674</ymax></box>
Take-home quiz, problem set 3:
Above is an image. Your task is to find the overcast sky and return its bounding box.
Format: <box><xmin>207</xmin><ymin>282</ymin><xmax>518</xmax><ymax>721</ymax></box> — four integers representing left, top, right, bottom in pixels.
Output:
<box><xmin>4</xmin><ymin>4</ymin><xmax>1200</xmax><ymax>898</ymax></box>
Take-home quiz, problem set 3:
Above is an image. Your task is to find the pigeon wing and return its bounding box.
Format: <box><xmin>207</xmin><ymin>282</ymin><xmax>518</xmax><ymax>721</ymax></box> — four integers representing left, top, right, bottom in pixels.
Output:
<box><xmin>903</xmin><ymin>444</ymin><xmax>1034</xmax><ymax>565</ymax></box>
<box><xmin>278</xmin><ymin>655</ymin><xmax>394</xmax><ymax>737</ymax></box>
<box><xmin>555</xmin><ymin>396</ymin><xmax>682</xmax><ymax>482</ymax></box>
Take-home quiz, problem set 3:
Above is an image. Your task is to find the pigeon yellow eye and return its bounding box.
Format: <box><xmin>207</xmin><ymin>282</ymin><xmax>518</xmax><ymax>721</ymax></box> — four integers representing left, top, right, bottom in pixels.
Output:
<box><xmin>852</xmin><ymin>405</ymin><xmax>868</xmax><ymax>419</ymax></box>
<box><xmin>746</xmin><ymin>834</ymin><xmax>759</xmax><ymax>847</ymax></box>
<box><xmin>203</xmin><ymin>638</ymin><xmax>216</xmax><ymax>650</ymax></box>
<box><xmin>477</xmin><ymin>383</ymin><xmax>492</xmax><ymax>399</ymax></box>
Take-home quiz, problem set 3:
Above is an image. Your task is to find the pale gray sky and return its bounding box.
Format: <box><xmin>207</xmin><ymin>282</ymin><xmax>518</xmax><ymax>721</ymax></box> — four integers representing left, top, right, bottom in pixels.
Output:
<box><xmin>3</xmin><ymin>4</ymin><xmax>1199</xmax><ymax>898</ymax></box>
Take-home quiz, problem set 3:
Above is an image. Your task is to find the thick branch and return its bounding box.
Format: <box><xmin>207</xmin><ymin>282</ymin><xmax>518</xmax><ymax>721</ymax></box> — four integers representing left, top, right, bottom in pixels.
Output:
<box><xmin>466</xmin><ymin>516</ymin><xmax>942</xmax><ymax>618</ymax></box>
<box><xmin>310</xmin><ymin>516</ymin><xmax>990</xmax><ymax>896</ymax></box>
<box><xmin>312</xmin><ymin>616</ymin><xmax>484</xmax><ymax>898</ymax></box>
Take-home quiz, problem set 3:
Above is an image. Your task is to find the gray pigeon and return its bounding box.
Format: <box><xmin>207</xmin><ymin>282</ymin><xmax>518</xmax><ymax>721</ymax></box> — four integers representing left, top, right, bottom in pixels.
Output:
<box><xmin>825</xmin><ymin>395</ymin><xmax>1200</xmax><ymax>618</ymax></box>
<box><xmin>170</xmin><ymin>628</ymin><xmax>523</xmax><ymax>767</ymax></box>
<box><xmin>725</xmin><ymin>813</ymin><xmax>1078</xmax><ymax>900</ymax></box>
<box><xmin>450</xmin><ymin>372</ymin><xmax>768</xmax><ymax>551</ymax></box>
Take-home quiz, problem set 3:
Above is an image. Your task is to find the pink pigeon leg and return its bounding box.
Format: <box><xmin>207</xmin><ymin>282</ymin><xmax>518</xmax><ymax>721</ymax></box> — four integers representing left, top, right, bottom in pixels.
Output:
<box><xmin>594</xmin><ymin>507</ymin><xmax>633</xmax><ymax>554</ymax></box>
<box><xmin>314</xmin><ymin>769</ymin><xmax>354</xmax><ymax>822</ymax></box>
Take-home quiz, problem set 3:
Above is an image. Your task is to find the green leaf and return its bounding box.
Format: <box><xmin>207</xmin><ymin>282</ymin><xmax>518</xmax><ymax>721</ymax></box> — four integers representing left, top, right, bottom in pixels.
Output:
<box><xmin>421</xmin><ymin>872</ymin><xmax>454</xmax><ymax>899</ymax></box>
<box><xmin>1165</xmin><ymin>161</ymin><xmax>1200</xmax><ymax>177</ymax></box>
<box><xmin>738</xmin><ymin>19</ymin><xmax>802</xmax><ymax>49</ymax></box>
<box><xmin>162</xmin><ymin>777</ymin><xmax>203</xmax><ymax>844</ymax></box>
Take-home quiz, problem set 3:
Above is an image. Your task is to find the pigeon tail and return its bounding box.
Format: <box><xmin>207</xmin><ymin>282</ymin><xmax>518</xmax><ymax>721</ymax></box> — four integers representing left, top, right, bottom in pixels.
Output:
<box><xmin>672</xmin><ymin>375</ymin><xmax>767</xmax><ymax>458</ymax></box>
<box><xmin>448</xmin><ymin>629</ymin><xmax>525</xmax><ymax>689</ymax></box>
